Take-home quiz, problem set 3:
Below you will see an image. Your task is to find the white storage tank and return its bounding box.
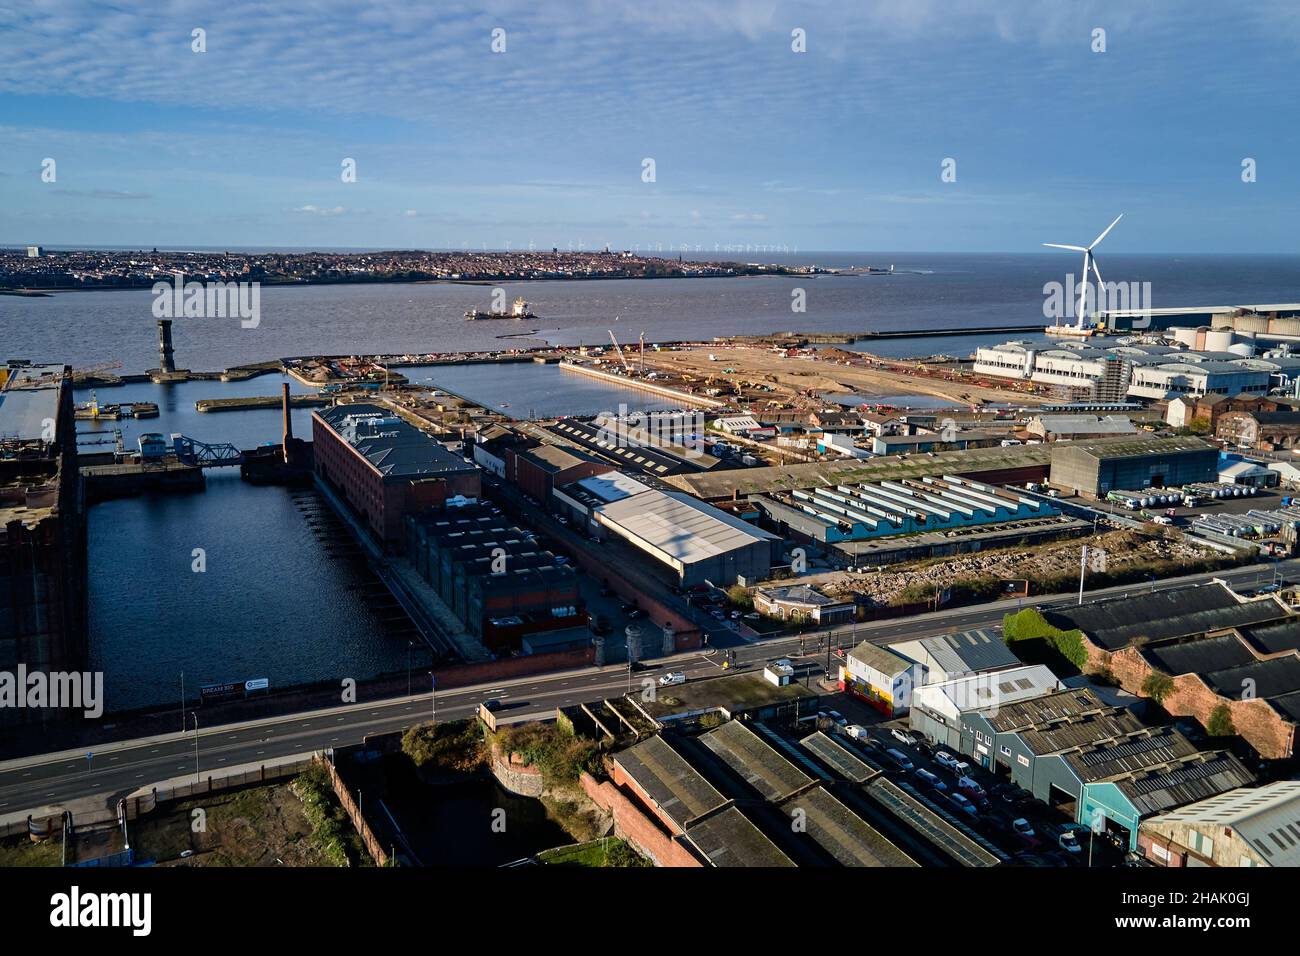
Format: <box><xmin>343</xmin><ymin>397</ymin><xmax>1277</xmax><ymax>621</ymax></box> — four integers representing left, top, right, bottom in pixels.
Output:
<box><xmin>1228</xmin><ymin>342</ymin><xmax>1257</xmax><ymax>358</ymax></box>
<box><xmin>1170</xmin><ymin>327</ymin><xmax>1200</xmax><ymax>348</ymax></box>
<box><xmin>1205</xmin><ymin>328</ymin><xmax>1236</xmax><ymax>352</ymax></box>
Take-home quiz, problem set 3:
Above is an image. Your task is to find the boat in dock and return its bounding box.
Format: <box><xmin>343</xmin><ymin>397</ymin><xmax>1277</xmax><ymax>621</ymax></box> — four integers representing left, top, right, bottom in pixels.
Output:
<box><xmin>74</xmin><ymin>391</ymin><xmax>159</xmax><ymax>419</ymax></box>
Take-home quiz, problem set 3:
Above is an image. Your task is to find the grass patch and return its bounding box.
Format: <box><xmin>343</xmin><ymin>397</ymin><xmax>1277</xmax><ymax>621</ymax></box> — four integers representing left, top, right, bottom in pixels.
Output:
<box><xmin>401</xmin><ymin>719</ymin><xmax>487</xmax><ymax>773</ymax></box>
<box><xmin>493</xmin><ymin>722</ymin><xmax>601</xmax><ymax>789</ymax></box>
<box><xmin>538</xmin><ymin>838</ymin><xmax>650</xmax><ymax>867</ymax></box>
<box><xmin>0</xmin><ymin>834</ymin><xmax>61</xmax><ymax>867</ymax></box>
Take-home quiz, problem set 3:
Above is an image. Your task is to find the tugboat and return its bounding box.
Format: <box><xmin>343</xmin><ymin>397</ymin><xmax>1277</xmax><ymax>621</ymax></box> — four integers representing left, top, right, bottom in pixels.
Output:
<box><xmin>465</xmin><ymin>296</ymin><xmax>537</xmax><ymax>320</ymax></box>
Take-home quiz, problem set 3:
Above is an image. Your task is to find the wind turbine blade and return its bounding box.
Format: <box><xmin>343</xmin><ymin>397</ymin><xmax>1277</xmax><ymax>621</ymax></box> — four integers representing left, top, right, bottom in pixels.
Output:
<box><xmin>1089</xmin><ymin>213</ymin><xmax>1124</xmax><ymax>249</ymax></box>
<box><xmin>1043</xmin><ymin>243</ymin><xmax>1087</xmax><ymax>251</ymax></box>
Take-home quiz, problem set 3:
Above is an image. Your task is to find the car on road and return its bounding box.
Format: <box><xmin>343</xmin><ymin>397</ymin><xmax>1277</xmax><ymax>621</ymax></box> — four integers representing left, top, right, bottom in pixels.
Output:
<box><xmin>934</xmin><ymin>751</ymin><xmax>961</xmax><ymax>771</ymax></box>
<box><xmin>884</xmin><ymin>748</ymin><xmax>914</xmax><ymax>771</ymax></box>
<box><xmin>744</xmin><ymin>612</ymin><xmax>761</xmax><ymax>620</ymax></box>
<box><xmin>626</xmin><ymin>608</ymin><xmax>644</xmax><ymax>619</ymax></box>
<box><xmin>890</xmin><ymin>728</ymin><xmax>918</xmax><ymax>746</ymax></box>
<box><xmin>946</xmin><ymin>792</ymin><xmax>979</xmax><ymax>817</ymax></box>
<box><xmin>914</xmin><ymin>768</ymin><xmax>947</xmax><ymax>792</ymax></box>
<box><xmin>482</xmin><ymin>698</ymin><xmax>503</xmax><ymax>712</ymax></box>
<box><xmin>658</xmin><ymin>672</ymin><xmax>686</xmax><ymax>686</ymax></box>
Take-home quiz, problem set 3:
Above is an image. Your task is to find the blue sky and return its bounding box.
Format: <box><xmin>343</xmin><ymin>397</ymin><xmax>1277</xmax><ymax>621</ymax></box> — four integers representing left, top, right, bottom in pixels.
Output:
<box><xmin>1</xmin><ymin>1</ymin><xmax>1297</xmax><ymax>253</ymax></box>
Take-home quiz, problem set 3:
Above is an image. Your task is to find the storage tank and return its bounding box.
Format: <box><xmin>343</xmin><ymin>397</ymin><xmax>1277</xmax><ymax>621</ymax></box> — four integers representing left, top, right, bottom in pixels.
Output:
<box><xmin>1205</xmin><ymin>328</ymin><xmax>1236</xmax><ymax>352</ymax></box>
<box><xmin>1228</xmin><ymin>342</ymin><xmax>1257</xmax><ymax>358</ymax></box>
<box><xmin>1170</xmin><ymin>327</ymin><xmax>1199</xmax><ymax>349</ymax></box>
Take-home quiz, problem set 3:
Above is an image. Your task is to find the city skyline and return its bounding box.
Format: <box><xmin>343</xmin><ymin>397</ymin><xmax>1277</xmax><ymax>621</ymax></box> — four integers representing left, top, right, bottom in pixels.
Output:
<box><xmin>2</xmin><ymin>1</ymin><xmax>1298</xmax><ymax>253</ymax></box>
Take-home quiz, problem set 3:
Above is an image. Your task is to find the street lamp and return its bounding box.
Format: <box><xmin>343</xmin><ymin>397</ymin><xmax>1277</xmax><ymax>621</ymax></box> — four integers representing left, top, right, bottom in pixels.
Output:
<box><xmin>191</xmin><ymin>712</ymin><xmax>200</xmax><ymax>782</ymax></box>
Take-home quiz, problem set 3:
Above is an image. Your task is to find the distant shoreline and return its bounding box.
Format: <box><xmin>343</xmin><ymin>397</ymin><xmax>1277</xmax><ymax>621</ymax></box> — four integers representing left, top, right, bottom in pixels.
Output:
<box><xmin>0</xmin><ymin>270</ymin><xmax>814</xmax><ymax>295</ymax></box>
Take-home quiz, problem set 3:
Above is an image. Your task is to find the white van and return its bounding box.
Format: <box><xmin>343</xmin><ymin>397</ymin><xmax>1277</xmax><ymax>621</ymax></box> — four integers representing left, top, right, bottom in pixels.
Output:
<box><xmin>658</xmin><ymin>672</ymin><xmax>686</xmax><ymax>686</ymax></box>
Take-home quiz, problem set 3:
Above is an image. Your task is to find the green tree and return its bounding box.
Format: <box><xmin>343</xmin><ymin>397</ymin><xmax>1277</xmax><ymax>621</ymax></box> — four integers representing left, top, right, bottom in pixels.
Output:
<box><xmin>726</xmin><ymin>584</ymin><xmax>753</xmax><ymax>610</ymax></box>
<box><xmin>1141</xmin><ymin>670</ymin><xmax>1175</xmax><ymax>704</ymax></box>
<box><xmin>1207</xmin><ymin>703</ymin><xmax>1236</xmax><ymax>737</ymax></box>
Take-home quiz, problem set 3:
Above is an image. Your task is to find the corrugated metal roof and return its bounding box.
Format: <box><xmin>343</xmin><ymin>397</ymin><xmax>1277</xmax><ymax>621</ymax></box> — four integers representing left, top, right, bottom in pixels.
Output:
<box><xmin>1143</xmin><ymin>634</ymin><xmax>1256</xmax><ymax>676</ymax></box>
<box><xmin>847</xmin><ymin>641</ymin><xmax>913</xmax><ymax>678</ymax></box>
<box><xmin>595</xmin><ymin>489</ymin><xmax>778</xmax><ymax>563</ymax></box>
<box><xmin>1046</xmin><ymin>583</ymin><xmax>1289</xmax><ymax>652</ymax></box>
<box><xmin>917</xmin><ymin>629</ymin><xmax>1020</xmax><ymax>676</ymax></box>
<box><xmin>684</xmin><ymin>805</ymin><xmax>795</xmax><ymax>867</ymax></box>
<box><xmin>1147</xmin><ymin>781</ymin><xmax>1300</xmax><ymax>867</ymax></box>
<box><xmin>612</xmin><ymin>735</ymin><xmax>727</xmax><ymax>829</ymax></box>
<box><xmin>1112</xmin><ymin>751</ymin><xmax>1255</xmax><ymax>818</ymax></box>
<box><xmin>699</xmin><ymin>720</ymin><xmax>811</xmax><ymax>802</ymax></box>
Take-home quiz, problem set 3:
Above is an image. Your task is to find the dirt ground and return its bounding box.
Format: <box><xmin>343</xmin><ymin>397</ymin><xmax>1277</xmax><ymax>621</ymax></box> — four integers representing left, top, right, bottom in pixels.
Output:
<box><xmin>642</xmin><ymin>345</ymin><xmax>1044</xmax><ymax>407</ymax></box>
<box><xmin>806</xmin><ymin>529</ymin><xmax>1230</xmax><ymax>606</ymax></box>
<box><xmin>132</xmin><ymin>783</ymin><xmax>334</xmax><ymax>867</ymax></box>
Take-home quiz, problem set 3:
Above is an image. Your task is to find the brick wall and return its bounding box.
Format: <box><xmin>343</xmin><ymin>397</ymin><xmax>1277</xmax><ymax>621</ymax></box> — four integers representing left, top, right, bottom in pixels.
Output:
<box><xmin>430</xmin><ymin>644</ymin><xmax>595</xmax><ymax>690</ymax></box>
<box><xmin>580</xmin><ymin>772</ymin><xmax>702</xmax><ymax>868</ymax></box>
<box><xmin>1090</xmin><ymin>640</ymin><xmax>1297</xmax><ymax>759</ymax></box>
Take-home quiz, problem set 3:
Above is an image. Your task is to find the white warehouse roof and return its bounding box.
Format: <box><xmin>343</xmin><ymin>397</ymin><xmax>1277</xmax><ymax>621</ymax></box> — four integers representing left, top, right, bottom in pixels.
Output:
<box><xmin>595</xmin><ymin>489</ymin><xmax>779</xmax><ymax>563</ymax></box>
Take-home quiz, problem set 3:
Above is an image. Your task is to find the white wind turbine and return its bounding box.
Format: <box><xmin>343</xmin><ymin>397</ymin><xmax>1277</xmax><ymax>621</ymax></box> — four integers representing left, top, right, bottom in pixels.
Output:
<box><xmin>1044</xmin><ymin>214</ymin><xmax>1123</xmax><ymax>329</ymax></box>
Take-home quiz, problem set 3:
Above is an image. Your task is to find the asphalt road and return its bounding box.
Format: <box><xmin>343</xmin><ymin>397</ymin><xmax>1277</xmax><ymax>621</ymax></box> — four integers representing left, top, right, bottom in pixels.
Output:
<box><xmin>2</xmin><ymin>555</ymin><xmax>1294</xmax><ymax>820</ymax></box>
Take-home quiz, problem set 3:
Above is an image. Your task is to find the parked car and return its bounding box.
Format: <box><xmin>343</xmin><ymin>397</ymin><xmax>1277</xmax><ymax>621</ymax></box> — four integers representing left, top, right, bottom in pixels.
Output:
<box><xmin>934</xmin><ymin>751</ymin><xmax>961</xmax><ymax>771</ymax></box>
<box><xmin>845</xmin><ymin>724</ymin><xmax>869</xmax><ymax>740</ymax></box>
<box><xmin>828</xmin><ymin>710</ymin><xmax>848</xmax><ymax>727</ymax></box>
<box><xmin>956</xmin><ymin>776</ymin><xmax>987</xmax><ymax>801</ymax></box>
<box><xmin>914</xmin><ymin>768</ymin><xmax>948</xmax><ymax>792</ymax></box>
<box><xmin>997</xmin><ymin>786</ymin><xmax>1033</xmax><ymax>808</ymax></box>
<box><xmin>890</xmin><ymin>728</ymin><xmax>917</xmax><ymax>746</ymax></box>
<box><xmin>884</xmin><ymin>748</ymin><xmax>914</xmax><ymax>771</ymax></box>
<box><xmin>1058</xmin><ymin>830</ymin><xmax>1083</xmax><ymax>854</ymax></box>
<box><xmin>658</xmin><ymin>672</ymin><xmax>686</xmax><ymax>686</ymax></box>
<box><xmin>1011</xmin><ymin>817</ymin><xmax>1036</xmax><ymax>838</ymax></box>
<box><xmin>730</xmin><ymin>610</ymin><xmax>742</xmax><ymax>619</ymax></box>
<box><xmin>953</xmin><ymin>760</ymin><xmax>973</xmax><ymax>777</ymax></box>
<box><xmin>947</xmin><ymin>792</ymin><xmax>979</xmax><ymax>817</ymax></box>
